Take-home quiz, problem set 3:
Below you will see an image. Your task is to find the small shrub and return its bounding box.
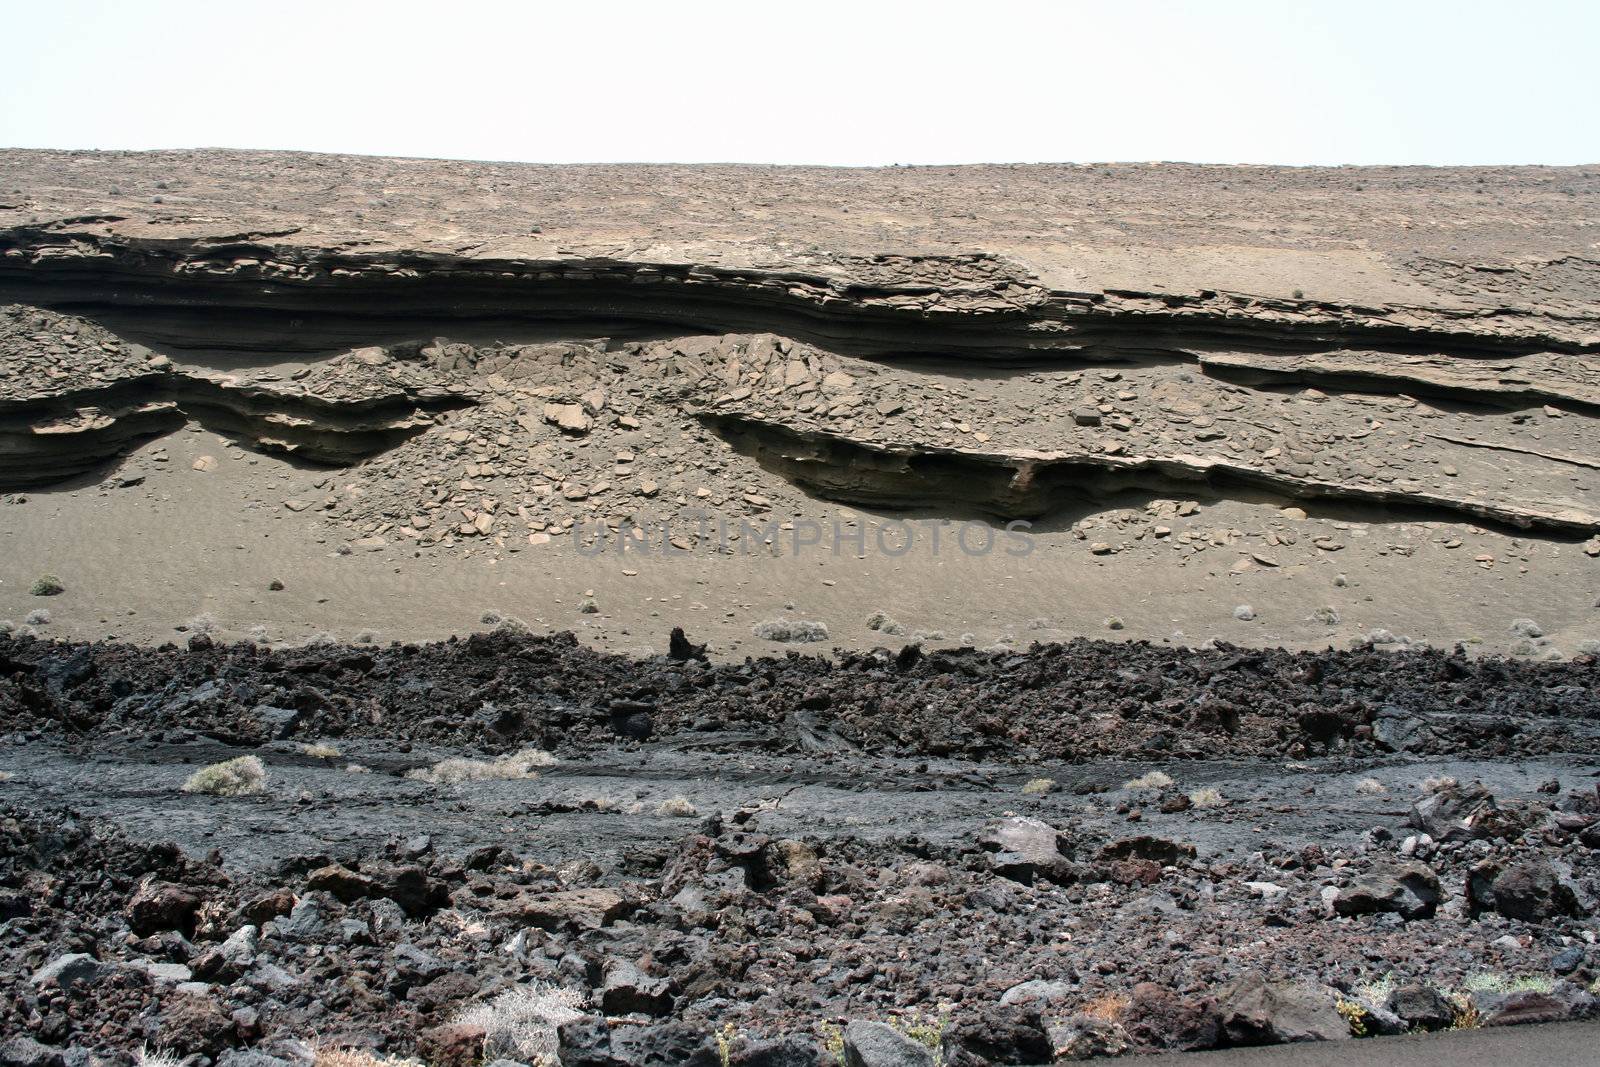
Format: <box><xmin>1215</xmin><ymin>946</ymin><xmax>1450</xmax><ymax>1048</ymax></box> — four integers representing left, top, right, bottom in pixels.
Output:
<box><xmin>1021</xmin><ymin>777</ymin><xmax>1055</xmax><ymax>795</ymax></box>
<box><xmin>315</xmin><ymin>1049</ymin><xmax>423</xmax><ymax>1067</ymax></box>
<box><xmin>1461</xmin><ymin>972</ymin><xmax>1554</xmax><ymax>996</ymax></box>
<box><xmin>1233</xmin><ymin>605</ymin><xmax>1256</xmax><ymax>621</ymax></box>
<box><xmin>354</xmin><ymin>629</ymin><xmax>378</xmax><ymax>644</ymax></box>
<box><xmin>715</xmin><ymin>1023</ymin><xmax>738</xmax><ymax>1067</ymax></box>
<box><xmin>408</xmin><ymin>747</ymin><xmax>556</xmax><ymax>785</ymax></box>
<box><xmin>24</xmin><ymin>609</ymin><xmax>49</xmax><ymax>626</ymax></box>
<box><xmin>820</xmin><ymin>1024</ymin><xmax>845</xmax><ymax>1063</ymax></box>
<box><xmin>1123</xmin><ymin>770</ymin><xmax>1174</xmax><ymax>791</ymax></box>
<box><xmin>30</xmin><ymin>574</ymin><xmax>64</xmax><ymax>596</ymax></box>
<box><xmin>1080</xmin><ymin>993</ymin><xmax>1130</xmax><ymax>1022</ymax></box>
<box><xmin>1311</xmin><ymin>606</ymin><xmax>1341</xmax><ymax>625</ymax></box>
<box><xmin>1188</xmin><ymin>787</ymin><xmax>1225</xmax><ymax>808</ymax></box>
<box><xmin>181</xmin><ymin>613</ymin><xmax>218</xmax><ymax>635</ymax></box>
<box><xmin>866</xmin><ymin>611</ymin><xmax>906</xmax><ymax>636</ymax></box>
<box><xmin>896</xmin><ymin>1011</ymin><xmax>949</xmax><ymax>1053</ymax></box>
<box><xmin>1356</xmin><ymin>777</ymin><xmax>1388</xmax><ymax>795</ymax></box>
<box><xmin>1508</xmin><ymin>618</ymin><xmax>1543</xmax><ymax>639</ymax></box>
<box><xmin>752</xmin><ymin>619</ymin><xmax>829</xmax><ymax>643</ymax></box>
<box><xmin>1448</xmin><ymin>992</ymin><xmax>1483</xmax><ymax>1030</ymax></box>
<box><xmin>578</xmin><ymin>598</ymin><xmax>600</xmax><ymax>614</ymax></box>
<box><xmin>0</xmin><ymin>620</ymin><xmax>12</xmax><ymax>634</ymax></box>
<box><xmin>1335</xmin><ymin>997</ymin><xmax>1369</xmax><ymax>1037</ymax></box>
<box><xmin>657</xmin><ymin>795</ymin><xmax>697</xmax><ymax>817</ymax></box>
<box><xmin>299</xmin><ymin>742</ymin><xmax>341</xmax><ymax>760</ymax></box>
<box><xmin>182</xmin><ymin>755</ymin><xmax>267</xmax><ymax>797</ymax></box>
<box><xmin>453</xmin><ymin>983</ymin><xmax>587</xmax><ymax>1063</ymax></box>
<box><xmin>1104</xmin><ymin>616</ymin><xmax>1125</xmax><ymax>630</ymax></box>
<box><xmin>134</xmin><ymin>1047</ymin><xmax>183</xmax><ymax>1067</ymax></box>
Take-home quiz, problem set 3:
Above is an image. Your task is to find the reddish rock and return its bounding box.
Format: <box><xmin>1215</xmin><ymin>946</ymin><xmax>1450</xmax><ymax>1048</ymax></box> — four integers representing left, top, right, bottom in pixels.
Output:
<box><xmin>417</xmin><ymin>1022</ymin><xmax>486</xmax><ymax>1067</ymax></box>
<box><xmin>126</xmin><ymin>877</ymin><xmax>202</xmax><ymax>936</ymax></box>
<box><xmin>156</xmin><ymin>993</ymin><xmax>237</xmax><ymax>1056</ymax></box>
<box><xmin>1123</xmin><ymin>982</ymin><xmax>1220</xmax><ymax>1052</ymax></box>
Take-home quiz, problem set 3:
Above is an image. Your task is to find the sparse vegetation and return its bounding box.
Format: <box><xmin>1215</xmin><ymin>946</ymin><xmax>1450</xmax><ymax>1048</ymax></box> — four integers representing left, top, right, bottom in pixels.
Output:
<box><xmin>1311</xmin><ymin>605</ymin><xmax>1341</xmax><ymax>625</ymax></box>
<box><xmin>752</xmin><ymin>618</ymin><xmax>829</xmax><ymax>642</ymax></box>
<box><xmin>298</xmin><ymin>742</ymin><xmax>341</xmax><ymax>760</ymax></box>
<box><xmin>1354</xmin><ymin>972</ymin><xmax>1397</xmax><ymax>1009</ymax></box>
<box><xmin>315</xmin><ymin>1048</ymin><xmax>423</xmax><ymax>1067</ymax></box>
<box><xmin>715</xmin><ymin>1022</ymin><xmax>738</xmax><ymax>1067</ymax></box>
<box><xmin>181</xmin><ymin>612</ymin><xmax>218</xmax><ymax>634</ymax></box>
<box><xmin>133</xmin><ymin>1046</ymin><xmax>183</xmax><ymax>1067</ymax></box>
<box><xmin>1080</xmin><ymin>992</ymin><xmax>1130</xmax><ymax>1023</ymax></box>
<box><xmin>866</xmin><ymin>610</ymin><xmax>906</xmax><ymax>635</ymax></box>
<box><xmin>24</xmin><ymin>609</ymin><xmax>49</xmax><ymax>626</ymax></box>
<box><xmin>30</xmin><ymin>574</ymin><xmax>64</xmax><ymax>597</ymax></box>
<box><xmin>1335</xmin><ymin>996</ymin><xmax>1370</xmax><ymax>1037</ymax></box>
<box><xmin>1021</xmin><ymin>777</ymin><xmax>1055</xmax><ymax>795</ymax></box>
<box><xmin>1356</xmin><ymin>777</ymin><xmax>1388</xmax><ymax>795</ymax></box>
<box><xmin>182</xmin><ymin>755</ymin><xmax>267</xmax><ymax>797</ymax></box>
<box><xmin>895</xmin><ymin>1011</ymin><xmax>950</xmax><ymax>1061</ymax></box>
<box><xmin>657</xmin><ymin>795</ymin><xmax>697</xmax><ymax>817</ymax></box>
<box><xmin>821</xmin><ymin>1023</ymin><xmax>844</xmax><ymax>1062</ymax></box>
<box><xmin>453</xmin><ymin>983</ymin><xmax>587</xmax><ymax>1064</ymax></box>
<box><xmin>1188</xmin><ymin>787</ymin><xmax>1225</xmax><ymax>808</ymax></box>
<box><xmin>1123</xmin><ymin>770</ymin><xmax>1174</xmax><ymax>791</ymax></box>
<box><xmin>1448</xmin><ymin>992</ymin><xmax>1483</xmax><ymax>1030</ymax></box>
<box><xmin>1460</xmin><ymin>972</ymin><xmax>1554</xmax><ymax>996</ymax></box>
<box><xmin>1233</xmin><ymin>604</ymin><xmax>1256</xmax><ymax>621</ymax></box>
<box><xmin>407</xmin><ymin>746</ymin><xmax>556</xmax><ymax>785</ymax></box>
<box><xmin>1104</xmin><ymin>616</ymin><xmax>1125</xmax><ymax>630</ymax></box>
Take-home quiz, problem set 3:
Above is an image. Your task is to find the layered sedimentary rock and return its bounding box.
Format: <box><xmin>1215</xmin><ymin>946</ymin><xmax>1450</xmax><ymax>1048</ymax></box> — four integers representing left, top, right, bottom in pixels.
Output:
<box><xmin>0</xmin><ymin>305</ymin><xmax>468</xmax><ymax>486</ymax></box>
<box><xmin>1</xmin><ymin>150</ymin><xmax>1597</xmax><ymax>542</ymax></box>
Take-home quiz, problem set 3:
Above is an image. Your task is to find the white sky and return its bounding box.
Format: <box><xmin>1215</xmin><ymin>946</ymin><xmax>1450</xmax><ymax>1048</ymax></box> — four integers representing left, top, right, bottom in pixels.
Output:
<box><xmin>3</xmin><ymin>0</ymin><xmax>1596</xmax><ymax>166</ymax></box>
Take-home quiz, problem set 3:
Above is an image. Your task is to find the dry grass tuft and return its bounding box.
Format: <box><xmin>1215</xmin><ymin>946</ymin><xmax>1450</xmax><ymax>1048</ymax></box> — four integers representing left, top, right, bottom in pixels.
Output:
<box><xmin>407</xmin><ymin>747</ymin><xmax>556</xmax><ymax>785</ymax></box>
<box><xmin>1021</xmin><ymin>777</ymin><xmax>1055</xmax><ymax>795</ymax></box>
<box><xmin>315</xmin><ymin>1048</ymin><xmax>423</xmax><ymax>1067</ymax></box>
<box><xmin>752</xmin><ymin>618</ymin><xmax>829</xmax><ymax>642</ymax></box>
<box><xmin>1081</xmin><ymin>992</ymin><xmax>1131</xmax><ymax>1022</ymax></box>
<box><xmin>30</xmin><ymin>574</ymin><xmax>64</xmax><ymax>597</ymax></box>
<box><xmin>182</xmin><ymin>755</ymin><xmax>267</xmax><ymax>796</ymax></box>
<box><xmin>657</xmin><ymin>795</ymin><xmax>698</xmax><ymax>817</ymax></box>
<box><xmin>1188</xmin><ymin>787</ymin><xmax>1225</xmax><ymax>808</ymax></box>
<box><xmin>1123</xmin><ymin>770</ymin><xmax>1174</xmax><ymax>791</ymax></box>
<box><xmin>454</xmin><ymin>983</ymin><xmax>588</xmax><ymax>1064</ymax></box>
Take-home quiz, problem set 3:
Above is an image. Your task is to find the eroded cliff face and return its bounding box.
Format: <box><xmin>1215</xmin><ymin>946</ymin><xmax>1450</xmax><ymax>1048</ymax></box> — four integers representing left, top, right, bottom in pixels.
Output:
<box><xmin>2</xmin><ymin>150</ymin><xmax>1599</xmax><ymax>554</ymax></box>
